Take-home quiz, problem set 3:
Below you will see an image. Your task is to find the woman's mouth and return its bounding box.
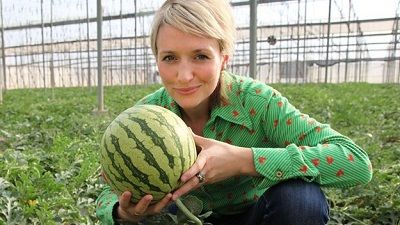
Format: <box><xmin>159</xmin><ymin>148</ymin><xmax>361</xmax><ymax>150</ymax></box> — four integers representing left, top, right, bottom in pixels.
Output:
<box><xmin>174</xmin><ymin>86</ymin><xmax>200</xmax><ymax>95</ymax></box>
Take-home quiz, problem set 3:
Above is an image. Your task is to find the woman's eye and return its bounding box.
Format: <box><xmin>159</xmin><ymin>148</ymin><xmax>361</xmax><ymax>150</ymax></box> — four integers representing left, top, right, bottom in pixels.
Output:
<box><xmin>195</xmin><ymin>54</ymin><xmax>208</xmax><ymax>60</ymax></box>
<box><xmin>162</xmin><ymin>55</ymin><xmax>176</xmax><ymax>61</ymax></box>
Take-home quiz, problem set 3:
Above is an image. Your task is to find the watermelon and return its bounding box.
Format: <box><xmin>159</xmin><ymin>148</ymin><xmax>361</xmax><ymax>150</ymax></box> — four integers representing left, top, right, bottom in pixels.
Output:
<box><xmin>100</xmin><ymin>104</ymin><xmax>197</xmax><ymax>203</ymax></box>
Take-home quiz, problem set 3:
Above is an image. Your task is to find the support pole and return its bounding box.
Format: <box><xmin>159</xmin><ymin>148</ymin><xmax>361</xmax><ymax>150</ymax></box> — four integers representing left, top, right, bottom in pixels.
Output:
<box><xmin>295</xmin><ymin>0</ymin><xmax>300</xmax><ymax>83</ymax></box>
<box><xmin>96</xmin><ymin>0</ymin><xmax>106</xmax><ymax>113</ymax></box>
<box><xmin>0</xmin><ymin>0</ymin><xmax>5</xmax><ymax>104</ymax></box>
<box><xmin>41</xmin><ymin>0</ymin><xmax>46</xmax><ymax>88</ymax></box>
<box><xmin>120</xmin><ymin>0</ymin><xmax>123</xmax><ymax>88</ymax></box>
<box><xmin>249</xmin><ymin>0</ymin><xmax>257</xmax><ymax>79</ymax></box>
<box><xmin>325</xmin><ymin>0</ymin><xmax>332</xmax><ymax>83</ymax></box>
<box><xmin>87</xmin><ymin>0</ymin><xmax>92</xmax><ymax>88</ymax></box>
<box><xmin>393</xmin><ymin>16</ymin><xmax>399</xmax><ymax>83</ymax></box>
<box><xmin>303</xmin><ymin>0</ymin><xmax>308</xmax><ymax>83</ymax></box>
<box><xmin>134</xmin><ymin>0</ymin><xmax>137</xmax><ymax>85</ymax></box>
<box><xmin>344</xmin><ymin>0</ymin><xmax>351</xmax><ymax>82</ymax></box>
<box><xmin>50</xmin><ymin>0</ymin><xmax>55</xmax><ymax>90</ymax></box>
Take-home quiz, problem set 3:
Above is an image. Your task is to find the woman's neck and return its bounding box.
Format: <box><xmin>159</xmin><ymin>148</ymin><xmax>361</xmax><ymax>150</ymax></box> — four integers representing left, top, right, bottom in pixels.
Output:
<box><xmin>181</xmin><ymin>101</ymin><xmax>210</xmax><ymax>136</ymax></box>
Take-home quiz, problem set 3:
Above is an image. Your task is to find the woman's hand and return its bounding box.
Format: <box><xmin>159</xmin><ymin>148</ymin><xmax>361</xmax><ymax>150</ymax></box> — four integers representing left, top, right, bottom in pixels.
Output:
<box><xmin>172</xmin><ymin>133</ymin><xmax>257</xmax><ymax>200</ymax></box>
<box><xmin>116</xmin><ymin>191</ymin><xmax>172</xmax><ymax>223</ymax></box>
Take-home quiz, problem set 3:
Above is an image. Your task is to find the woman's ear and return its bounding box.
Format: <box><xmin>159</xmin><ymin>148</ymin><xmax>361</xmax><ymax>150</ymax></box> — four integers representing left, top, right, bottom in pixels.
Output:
<box><xmin>222</xmin><ymin>55</ymin><xmax>230</xmax><ymax>70</ymax></box>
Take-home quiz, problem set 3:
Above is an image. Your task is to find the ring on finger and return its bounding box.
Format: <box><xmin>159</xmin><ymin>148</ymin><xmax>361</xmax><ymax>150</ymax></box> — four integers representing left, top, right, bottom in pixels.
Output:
<box><xmin>133</xmin><ymin>212</ymin><xmax>141</xmax><ymax>216</ymax></box>
<box><xmin>196</xmin><ymin>171</ymin><xmax>206</xmax><ymax>183</ymax></box>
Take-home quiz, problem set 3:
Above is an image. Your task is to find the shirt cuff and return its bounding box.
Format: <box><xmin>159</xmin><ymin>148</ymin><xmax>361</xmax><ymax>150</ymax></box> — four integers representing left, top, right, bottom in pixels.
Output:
<box><xmin>96</xmin><ymin>193</ymin><xmax>119</xmax><ymax>225</ymax></box>
<box><xmin>251</xmin><ymin>144</ymin><xmax>318</xmax><ymax>188</ymax></box>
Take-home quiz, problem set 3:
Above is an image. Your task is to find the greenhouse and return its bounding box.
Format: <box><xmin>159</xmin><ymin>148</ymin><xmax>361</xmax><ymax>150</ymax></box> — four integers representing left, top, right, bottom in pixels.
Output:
<box><xmin>1</xmin><ymin>0</ymin><xmax>400</xmax><ymax>91</ymax></box>
<box><xmin>0</xmin><ymin>0</ymin><xmax>399</xmax><ymax>224</ymax></box>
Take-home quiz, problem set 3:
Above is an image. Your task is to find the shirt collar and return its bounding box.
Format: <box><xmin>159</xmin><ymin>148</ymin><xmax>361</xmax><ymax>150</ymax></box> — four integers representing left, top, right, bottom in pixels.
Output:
<box><xmin>209</xmin><ymin>72</ymin><xmax>253</xmax><ymax>130</ymax></box>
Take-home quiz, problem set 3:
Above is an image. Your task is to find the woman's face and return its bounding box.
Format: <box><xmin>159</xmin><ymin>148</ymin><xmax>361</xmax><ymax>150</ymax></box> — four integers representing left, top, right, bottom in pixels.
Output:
<box><xmin>156</xmin><ymin>24</ymin><xmax>228</xmax><ymax>112</ymax></box>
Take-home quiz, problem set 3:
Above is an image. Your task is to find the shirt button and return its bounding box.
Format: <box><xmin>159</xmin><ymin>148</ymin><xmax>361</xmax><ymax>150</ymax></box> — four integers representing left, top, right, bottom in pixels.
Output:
<box><xmin>276</xmin><ymin>171</ymin><xmax>283</xmax><ymax>178</ymax></box>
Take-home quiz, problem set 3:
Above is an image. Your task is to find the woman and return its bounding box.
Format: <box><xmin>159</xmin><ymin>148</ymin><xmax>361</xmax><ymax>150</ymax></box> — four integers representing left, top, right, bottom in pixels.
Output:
<box><xmin>96</xmin><ymin>0</ymin><xmax>373</xmax><ymax>224</ymax></box>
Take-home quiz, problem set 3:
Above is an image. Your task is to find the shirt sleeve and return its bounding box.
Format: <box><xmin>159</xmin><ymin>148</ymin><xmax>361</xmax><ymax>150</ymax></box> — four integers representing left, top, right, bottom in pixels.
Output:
<box><xmin>95</xmin><ymin>185</ymin><xmax>119</xmax><ymax>225</ymax></box>
<box><xmin>251</xmin><ymin>91</ymin><xmax>373</xmax><ymax>189</ymax></box>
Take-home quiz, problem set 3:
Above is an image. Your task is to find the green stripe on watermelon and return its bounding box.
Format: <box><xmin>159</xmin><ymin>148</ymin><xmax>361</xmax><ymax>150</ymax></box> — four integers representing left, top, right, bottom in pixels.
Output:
<box><xmin>110</xmin><ymin>133</ymin><xmax>164</xmax><ymax>191</ymax></box>
<box><xmin>129</xmin><ymin>106</ymin><xmax>193</xmax><ymax>181</ymax></box>
<box><xmin>136</xmin><ymin>106</ymin><xmax>188</xmax><ymax>176</ymax></box>
<box><xmin>116</xmin><ymin>119</ymin><xmax>172</xmax><ymax>189</ymax></box>
<box><xmin>102</xmin><ymin>134</ymin><xmax>165</xmax><ymax>201</ymax></box>
<box><xmin>120</xmin><ymin>112</ymin><xmax>180</xmax><ymax>188</ymax></box>
<box><xmin>101</xmin><ymin>127</ymin><xmax>165</xmax><ymax>200</ymax></box>
<box><xmin>146</xmin><ymin>106</ymin><xmax>196</xmax><ymax>170</ymax></box>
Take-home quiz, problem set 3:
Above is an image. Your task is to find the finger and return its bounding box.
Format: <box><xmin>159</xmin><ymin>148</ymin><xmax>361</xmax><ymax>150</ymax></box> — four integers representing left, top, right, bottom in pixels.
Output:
<box><xmin>150</xmin><ymin>193</ymin><xmax>172</xmax><ymax>214</ymax></box>
<box><xmin>192</xmin><ymin>132</ymin><xmax>208</xmax><ymax>146</ymax></box>
<box><xmin>180</xmin><ymin>157</ymin><xmax>206</xmax><ymax>183</ymax></box>
<box><xmin>119</xmin><ymin>191</ymin><xmax>132</xmax><ymax>209</ymax></box>
<box><xmin>134</xmin><ymin>194</ymin><xmax>153</xmax><ymax>215</ymax></box>
<box><xmin>172</xmin><ymin>177</ymin><xmax>200</xmax><ymax>201</ymax></box>
<box><xmin>193</xmin><ymin>134</ymin><xmax>205</xmax><ymax>153</ymax></box>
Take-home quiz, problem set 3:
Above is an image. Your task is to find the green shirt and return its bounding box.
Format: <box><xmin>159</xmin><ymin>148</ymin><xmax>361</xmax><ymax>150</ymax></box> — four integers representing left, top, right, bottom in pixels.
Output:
<box><xmin>95</xmin><ymin>72</ymin><xmax>372</xmax><ymax>224</ymax></box>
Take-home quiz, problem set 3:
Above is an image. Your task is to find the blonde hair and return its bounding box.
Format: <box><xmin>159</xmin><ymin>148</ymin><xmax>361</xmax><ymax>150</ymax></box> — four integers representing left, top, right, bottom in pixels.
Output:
<box><xmin>150</xmin><ymin>0</ymin><xmax>236</xmax><ymax>57</ymax></box>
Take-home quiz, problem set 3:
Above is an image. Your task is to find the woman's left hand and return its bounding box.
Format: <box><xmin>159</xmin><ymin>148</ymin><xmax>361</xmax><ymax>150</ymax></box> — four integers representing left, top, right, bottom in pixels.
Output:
<box><xmin>172</xmin><ymin>132</ymin><xmax>256</xmax><ymax>200</ymax></box>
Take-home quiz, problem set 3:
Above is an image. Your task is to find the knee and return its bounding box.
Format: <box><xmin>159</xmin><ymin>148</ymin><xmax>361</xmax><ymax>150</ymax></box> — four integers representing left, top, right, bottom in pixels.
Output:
<box><xmin>263</xmin><ymin>179</ymin><xmax>329</xmax><ymax>225</ymax></box>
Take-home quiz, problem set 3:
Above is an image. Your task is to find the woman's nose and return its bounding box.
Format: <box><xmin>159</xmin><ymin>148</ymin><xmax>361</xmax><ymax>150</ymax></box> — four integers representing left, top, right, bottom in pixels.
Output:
<box><xmin>177</xmin><ymin>61</ymin><xmax>194</xmax><ymax>82</ymax></box>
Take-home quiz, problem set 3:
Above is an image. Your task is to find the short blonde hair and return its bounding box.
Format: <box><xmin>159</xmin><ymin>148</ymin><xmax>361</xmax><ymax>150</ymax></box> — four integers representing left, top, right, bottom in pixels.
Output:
<box><xmin>150</xmin><ymin>0</ymin><xmax>236</xmax><ymax>57</ymax></box>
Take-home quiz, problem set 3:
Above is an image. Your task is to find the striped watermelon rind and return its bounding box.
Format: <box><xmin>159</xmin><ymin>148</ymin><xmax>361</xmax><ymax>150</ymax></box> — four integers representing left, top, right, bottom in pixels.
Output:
<box><xmin>100</xmin><ymin>104</ymin><xmax>197</xmax><ymax>203</ymax></box>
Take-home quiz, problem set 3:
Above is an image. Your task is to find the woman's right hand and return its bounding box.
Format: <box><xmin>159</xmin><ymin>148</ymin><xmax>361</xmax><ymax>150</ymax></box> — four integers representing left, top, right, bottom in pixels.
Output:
<box><xmin>116</xmin><ymin>191</ymin><xmax>173</xmax><ymax>223</ymax></box>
